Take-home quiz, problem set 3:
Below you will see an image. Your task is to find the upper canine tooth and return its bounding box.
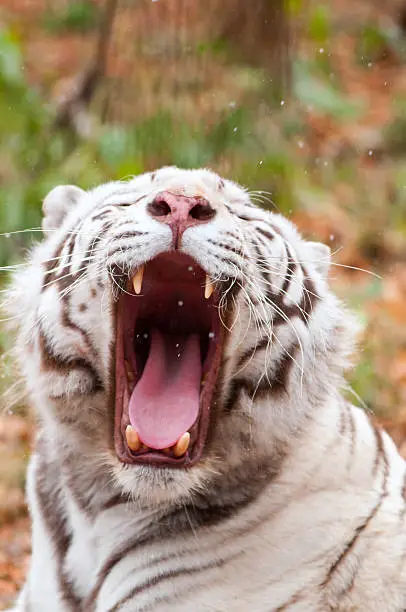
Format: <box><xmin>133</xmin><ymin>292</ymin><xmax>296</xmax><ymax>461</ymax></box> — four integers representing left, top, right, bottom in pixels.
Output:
<box><xmin>173</xmin><ymin>432</ymin><xmax>191</xmax><ymax>457</ymax></box>
<box><xmin>126</xmin><ymin>425</ymin><xmax>141</xmax><ymax>452</ymax></box>
<box><xmin>204</xmin><ymin>274</ymin><xmax>214</xmax><ymax>299</ymax></box>
<box><xmin>132</xmin><ymin>265</ymin><xmax>145</xmax><ymax>295</ymax></box>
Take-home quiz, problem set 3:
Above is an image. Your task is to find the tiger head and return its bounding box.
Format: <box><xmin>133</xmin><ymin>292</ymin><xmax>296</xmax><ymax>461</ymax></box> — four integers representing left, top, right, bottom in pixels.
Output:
<box><xmin>8</xmin><ymin>167</ymin><xmax>355</xmax><ymax>507</ymax></box>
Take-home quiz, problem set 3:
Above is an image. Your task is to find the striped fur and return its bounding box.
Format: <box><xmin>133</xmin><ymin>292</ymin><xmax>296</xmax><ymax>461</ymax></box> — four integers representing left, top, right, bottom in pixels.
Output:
<box><xmin>6</xmin><ymin>166</ymin><xmax>406</xmax><ymax>611</ymax></box>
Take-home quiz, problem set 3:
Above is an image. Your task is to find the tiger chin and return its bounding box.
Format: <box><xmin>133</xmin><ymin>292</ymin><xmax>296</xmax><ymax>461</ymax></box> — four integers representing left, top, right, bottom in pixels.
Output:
<box><xmin>6</xmin><ymin>166</ymin><xmax>406</xmax><ymax>612</ymax></box>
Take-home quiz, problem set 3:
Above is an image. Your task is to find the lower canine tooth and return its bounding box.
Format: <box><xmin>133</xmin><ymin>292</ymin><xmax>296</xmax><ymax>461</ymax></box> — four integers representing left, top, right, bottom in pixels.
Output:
<box><xmin>126</xmin><ymin>425</ymin><xmax>141</xmax><ymax>452</ymax></box>
<box><xmin>173</xmin><ymin>432</ymin><xmax>190</xmax><ymax>457</ymax></box>
<box><xmin>204</xmin><ymin>274</ymin><xmax>214</xmax><ymax>299</ymax></box>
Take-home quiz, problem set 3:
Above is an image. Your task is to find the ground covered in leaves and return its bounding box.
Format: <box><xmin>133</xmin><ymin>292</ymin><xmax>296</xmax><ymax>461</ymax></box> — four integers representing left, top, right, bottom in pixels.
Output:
<box><xmin>1</xmin><ymin>0</ymin><xmax>406</xmax><ymax>607</ymax></box>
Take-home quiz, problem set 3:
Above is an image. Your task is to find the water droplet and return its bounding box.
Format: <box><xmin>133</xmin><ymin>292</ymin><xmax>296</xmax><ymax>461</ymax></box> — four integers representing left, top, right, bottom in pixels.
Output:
<box><xmin>178</xmin><ymin>300</ymin><xmax>184</xmax><ymax>307</ymax></box>
<box><xmin>330</xmin><ymin>234</ymin><xmax>334</xmax><ymax>241</ymax></box>
<box><xmin>143</xmin><ymin>333</ymin><xmax>148</xmax><ymax>339</ymax></box>
<box><xmin>368</xmin><ymin>62</ymin><xmax>372</xmax><ymax>68</ymax></box>
<box><xmin>233</xmin><ymin>127</ymin><xmax>238</xmax><ymax>133</ymax></box>
<box><xmin>368</xmin><ymin>150</ymin><xmax>373</xmax><ymax>157</ymax></box>
<box><xmin>175</xmin><ymin>343</ymin><xmax>180</xmax><ymax>348</ymax></box>
<box><xmin>280</xmin><ymin>100</ymin><xmax>285</xmax><ymax>106</ymax></box>
<box><xmin>187</xmin><ymin>266</ymin><xmax>193</xmax><ymax>272</ymax></box>
<box><xmin>259</xmin><ymin>160</ymin><xmax>263</xmax><ymax>166</ymax></box>
<box><xmin>319</xmin><ymin>48</ymin><xmax>324</xmax><ymax>54</ymax></box>
<box><xmin>177</xmin><ymin>353</ymin><xmax>181</xmax><ymax>358</ymax></box>
<box><xmin>208</xmin><ymin>332</ymin><xmax>215</xmax><ymax>339</ymax></box>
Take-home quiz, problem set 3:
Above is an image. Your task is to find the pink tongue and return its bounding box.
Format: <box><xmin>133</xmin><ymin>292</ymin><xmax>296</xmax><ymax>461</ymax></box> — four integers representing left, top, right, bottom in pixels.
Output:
<box><xmin>128</xmin><ymin>329</ymin><xmax>202</xmax><ymax>450</ymax></box>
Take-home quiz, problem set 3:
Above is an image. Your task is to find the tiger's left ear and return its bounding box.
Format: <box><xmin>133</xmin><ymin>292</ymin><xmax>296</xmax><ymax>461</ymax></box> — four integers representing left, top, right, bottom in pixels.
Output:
<box><xmin>306</xmin><ymin>241</ymin><xmax>331</xmax><ymax>279</ymax></box>
<box><xmin>42</xmin><ymin>185</ymin><xmax>86</xmax><ymax>233</ymax></box>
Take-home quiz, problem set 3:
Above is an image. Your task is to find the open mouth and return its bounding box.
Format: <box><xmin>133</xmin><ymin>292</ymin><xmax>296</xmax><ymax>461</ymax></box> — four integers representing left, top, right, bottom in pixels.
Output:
<box><xmin>114</xmin><ymin>253</ymin><xmax>225</xmax><ymax>468</ymax></box>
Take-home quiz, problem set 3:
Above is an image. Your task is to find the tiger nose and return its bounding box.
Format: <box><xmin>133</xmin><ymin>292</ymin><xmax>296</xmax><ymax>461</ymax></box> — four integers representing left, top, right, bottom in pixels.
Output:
<box><xmin>147</xmin><ymin>191</ymin><xmax>216</xmax><ymax>247</ymax></box>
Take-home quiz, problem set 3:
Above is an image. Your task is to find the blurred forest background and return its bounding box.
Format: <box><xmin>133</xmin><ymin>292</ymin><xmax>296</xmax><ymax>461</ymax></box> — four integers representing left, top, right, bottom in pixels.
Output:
<box><xmin>1</xmin><ymin>0</ymin><xmax>406</xmax><ymax>606</ymax></box>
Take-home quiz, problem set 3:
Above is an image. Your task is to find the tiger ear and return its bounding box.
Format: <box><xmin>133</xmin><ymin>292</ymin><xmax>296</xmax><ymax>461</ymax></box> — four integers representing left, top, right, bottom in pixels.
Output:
<box><xmin>306</xmin><ymin>241</ymin><xmax>331</xmax><ymax>279</ymax></box>
<box><xmin>42</xmin><ymin>185</ymin><xmax>86</xmax><ymax>233</ymax></box>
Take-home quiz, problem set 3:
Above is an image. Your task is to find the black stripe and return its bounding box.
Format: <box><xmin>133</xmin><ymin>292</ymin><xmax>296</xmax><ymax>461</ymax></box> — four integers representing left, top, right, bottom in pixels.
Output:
<box><xmin>91</xmin><ymin>208</ymin><xmax>114</xmax><ymax>222</ymax></box>
<box><xmin>83</xmin><ymin>219</ymin><xmax>113</xmax><ymax>265</ymax></box>
<box><xmin>346</xmin><ymin>404</ymin><xmax>357</xmax><ymax>471</ymax></box>
<box><xmin>109</xmin><ymin>558</ymin><xmax>229</xmax><ymax>612</ymax></box>
<box><xmin>256</xmin><ymin>226</ymin><xmax>275</xmax><ymax>243</ymax></box>
<box><xmin>38</xmin><ymin>325</ymin><xmax>103</xmax><ymax>392</ymax></box>
<box><xmin>111</xmin><ymin>230</ymin><xmax>147</xmax><ymax>240</ymax></box>
<box><xmin>224</xmin><ymin>344</ymin><xmax>297</xmax><ymax>412</ymax></box>
<box><xmin>275</xmin><ymin>587</ymin><xmax>306</xmax><ymax>611</ymax></box>
<box><xmin>207</xmin><ymin>237</ymin><xmax>244</xmax><ymax>256</ymax></box>
<box><xmin>35</xmin><ymin>448</ymin><xmax>81</xmax><ymax>610</ymax></box>
<box><xmin>339</xmin><ymin>403</ymin><xmax>347</xmax><ymax>436</ymax></box>
<box><xmin>281</xmin><ymin>244</ymin><xmax>296</xmax><ymax>295</ymax></box>
<box><xmin>321</xmin><ymin>426</ymin><xmax>389</xmax><ymax>590</ymax></box>
<box><xmin>372</xmin><ymin>423</ymin><xmax>384</xmax><ymax>476</ymax></box>
<box><xmin>236</xmin><ymin>335</ymin><xmax>270</xmax><ymax>370</ymax></box>
<box><xmin>97</xmin><ymin>190</ymin><xmax>147</xmax><ymax>207</ymax></box>
<box><xmin>237</xmin><ymin>213</ymin><xmax>267</xmax><ymax>223</ymax></box>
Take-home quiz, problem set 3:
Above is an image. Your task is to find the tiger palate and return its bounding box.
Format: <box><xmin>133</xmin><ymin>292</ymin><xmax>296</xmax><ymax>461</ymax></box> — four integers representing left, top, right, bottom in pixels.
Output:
<box><xmin>114</xmin><ymin>252</ymin><xmax>224</xmax><ymax>467</ymax></box>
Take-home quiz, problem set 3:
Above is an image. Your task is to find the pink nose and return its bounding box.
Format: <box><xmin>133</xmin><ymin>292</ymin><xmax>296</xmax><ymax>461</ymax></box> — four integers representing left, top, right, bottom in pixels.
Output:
<box><xmin>147</xmin><ymin>191</ymin><xmax>216</xmax><ymax>248</ymax></box>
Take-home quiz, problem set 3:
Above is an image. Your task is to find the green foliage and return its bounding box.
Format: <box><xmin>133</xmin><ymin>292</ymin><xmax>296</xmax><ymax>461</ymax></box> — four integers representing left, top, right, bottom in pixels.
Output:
<box><xmin>307</xmin><ymin>5</ymin><xmax>331</xmax><ymax>44</ymax></box>
<box><xmin>43</xmin><ymin>1</ymin><xmax>100</xmax><ymax>33</ymax></box>
<box><xmin>294</xmin><ymin>61</ymin><xmax>364</xmax><ymax>120</ymax></box>
<box><xmin>356</xmin><ymin>22</ymin><xmax>406</xmax><ymax>65</ymax></box>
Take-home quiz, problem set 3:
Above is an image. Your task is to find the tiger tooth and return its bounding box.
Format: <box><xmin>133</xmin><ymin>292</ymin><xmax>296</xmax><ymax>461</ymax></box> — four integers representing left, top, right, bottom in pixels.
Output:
<box><xmin>125</xmin><ymin>360</ymin><xmax>134</xmax><ymax>382</ymax></box>
<box><xmin>132</xmin><ymin>265</ymin><xmax>145</xmax><ymax>295</ymax></box>
<box><xmin>204</xmin><ymin>274</ymin><xmax>214</xmax><ymax>299</ymax></box>
<box><xmin>173</xmin><ymin>432</ymin><xmax>191</xmax><ymax>457</ymax></box>
<box><xmin>125</xmin><ymin>425</ymin><xmax>141</xmax><ymax>452</ymax></box>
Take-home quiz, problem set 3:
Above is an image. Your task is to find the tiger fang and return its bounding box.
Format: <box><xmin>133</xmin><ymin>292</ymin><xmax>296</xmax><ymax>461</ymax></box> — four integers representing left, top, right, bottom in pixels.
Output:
<box><xmin>132</xmin><ymin>265</ymin><xmax>145</xmax><ymax>295</ymax></box>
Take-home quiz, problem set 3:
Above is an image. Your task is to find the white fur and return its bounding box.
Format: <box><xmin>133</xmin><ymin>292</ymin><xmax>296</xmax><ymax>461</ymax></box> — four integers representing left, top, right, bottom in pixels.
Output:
<box><xmin>6</xmin><ymin>166</ymin><xmax>406</xmax><ymax>611</ymax></box>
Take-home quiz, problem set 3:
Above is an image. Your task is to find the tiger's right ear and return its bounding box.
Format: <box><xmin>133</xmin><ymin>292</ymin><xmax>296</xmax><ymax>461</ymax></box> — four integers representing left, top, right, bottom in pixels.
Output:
<box><xmin>42</xmin><ymin>185</ymin><xmax>86</xmax><ymax>233</ymax></box>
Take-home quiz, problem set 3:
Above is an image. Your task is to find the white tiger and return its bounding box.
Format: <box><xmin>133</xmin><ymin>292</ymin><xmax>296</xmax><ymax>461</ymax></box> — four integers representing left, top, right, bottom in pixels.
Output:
<box><xmin>5</xmin><ymin>166</ymin><xmax>406</xmax><ymax>612</ymax></box>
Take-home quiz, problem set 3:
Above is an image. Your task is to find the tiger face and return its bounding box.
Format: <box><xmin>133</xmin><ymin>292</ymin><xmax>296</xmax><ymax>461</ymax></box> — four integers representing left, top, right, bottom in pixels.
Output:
<box><xmin>9</xmin><ymin>166</ymin><xmax>351</xmax><ymax>506</ymax></box>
